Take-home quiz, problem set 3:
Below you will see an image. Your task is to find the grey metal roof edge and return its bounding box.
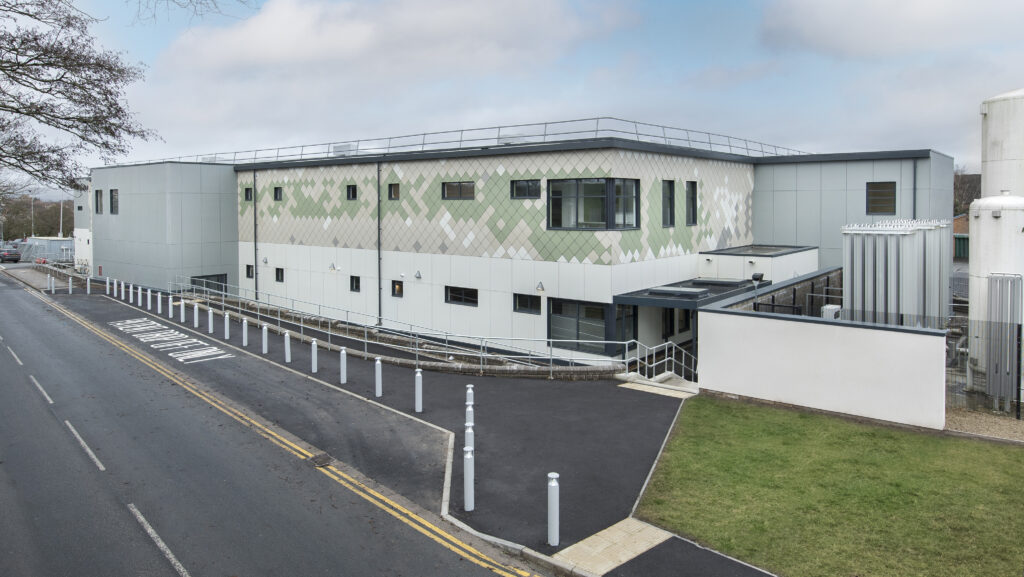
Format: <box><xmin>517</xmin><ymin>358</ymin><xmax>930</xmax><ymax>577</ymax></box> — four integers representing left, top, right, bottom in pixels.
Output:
<box><xmin>753</xmin><ymin>149</ymin><xmax>936</xmax><ymax>164</ymax></box>
<box><xmin>699</xmin><ymin>266</ymin><xmax>946</xmax><ymax>337</ymax></box>
<box><xmin>699</xmin><ymin>244</ymin><xmax>816</xmax><ymax>257</ymax></box>
<box><xmin>90</xmin><ymin>160</ymin><xmax>237</xmax><ymax>172</ymax></box>
<box><xmin>230</xmin><ymin>137</ymin><xmax>757</xmax><ymax>172</ymax></box>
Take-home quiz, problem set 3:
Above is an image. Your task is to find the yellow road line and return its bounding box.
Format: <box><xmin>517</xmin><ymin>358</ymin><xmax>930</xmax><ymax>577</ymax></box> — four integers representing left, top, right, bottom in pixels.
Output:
<box><xmin>30</xmin><ymin>290</ymin><xmax>535</xmax><ymax>577</ymax></box>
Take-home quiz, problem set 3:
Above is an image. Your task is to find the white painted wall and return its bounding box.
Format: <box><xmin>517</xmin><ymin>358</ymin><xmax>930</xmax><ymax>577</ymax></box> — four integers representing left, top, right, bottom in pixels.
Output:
<box><xmin>698</xmin><ymin>311</ymin><xmax>946</xmax><ymax>429</ymax></box>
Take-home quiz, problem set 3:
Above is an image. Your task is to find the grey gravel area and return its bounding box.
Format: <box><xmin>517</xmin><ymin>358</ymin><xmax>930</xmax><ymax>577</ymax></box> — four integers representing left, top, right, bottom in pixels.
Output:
<box><xmin>946</xmin><ymin>408</ymin><xmax>1024</xmax><ymax>443</ymax></box>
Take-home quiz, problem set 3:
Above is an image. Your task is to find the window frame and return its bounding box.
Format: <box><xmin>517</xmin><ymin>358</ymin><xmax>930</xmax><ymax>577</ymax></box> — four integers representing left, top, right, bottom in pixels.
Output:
<box><xmin>513</xmin><ymin>293</ymin><xmax>541</xmax><ymax>315</ymax></box>
<box><xmin>388</xmin><ymin>183</ymin><xmax>400</xmax><ymax>200</ymax></box>
<box><xmin>866</xmin><ymin>181</ymin><xmax>897</xmax><ymax>215</ymax></box>
<box><xmin>510</xmin><ymin>179</ymin><xmax>541</xmax><ymax>199</ymax></box>
<box><xmin>391</xmin><ymin>279</ymin><xmax>403</xmax><ymax>297</ymax></box>
<box><xmin>346</xmin><ymin>184</ymin><xmax>357</xmax><ymax>200</ymax></box>
<box><xmin>244</xmin><ymin>187</ymin><xmax>253</xmax><ymax>202</ymax></box>
<box><xmin>350</xmin><ymin>275</ymin><xmax>361</xmax><ymax>292</ymax></box>
<box><xmin>95</xmin><ymin>189</ymin><xmax>103</xmax><ymax>214</ymax></box>
<box><xmin>273</xmin><ymin>186</ymin><xmax>283</xmax><ymax>201</ymax></box>
<box><xmin>275</xmin><ymin>267</ymin><xmax>284</xmax><ymax>282</ymax></box>
<box><xmin>109</xmin><ymin>189</ymin><xmax>119</xmax><ymax>215</ymax></box>
<box><xmin>445</xmin><ymin>285</ymin><xmax>479</xmax><ymax>307</ymax></box>
<box><xmin>685</xmin><ymin>181</ymin><xmax>697</xmax><ymax>226</ymax></box>
<box><xmin>662</xmin><ymin>180</ymin><xmax>675</xmax><ymax>228</ymax></box>
<box><xmin>245</xmin><ymin>264</ymin><xmax>254</xmax><ymax>279</ymax></box>
<box><xmin>547</xmin><ymin>178</ymin><xmax>640</xmax><ymax>231</ymax></box>
<box><xmin>442</xmin><ymin>181</ymin><xmax>475</xmax><ymax>200</ymax></box>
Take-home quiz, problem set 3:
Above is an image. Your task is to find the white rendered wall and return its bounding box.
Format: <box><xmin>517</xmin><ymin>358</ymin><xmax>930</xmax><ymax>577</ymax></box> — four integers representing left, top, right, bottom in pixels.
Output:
<box><xmin>698</xmin><ymin>311</ymin><xmax>946</xmax><ymax>429</ymax></box>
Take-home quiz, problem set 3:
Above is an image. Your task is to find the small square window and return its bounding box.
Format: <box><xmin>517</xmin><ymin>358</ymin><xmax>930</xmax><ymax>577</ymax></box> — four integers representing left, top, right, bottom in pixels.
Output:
<box><xmin>685</xmin><ymin>181</ymin><xmax>697</xmax><ymax>226</ymax></box>
<box><xmin>244</xmin><ymin>187</ymin><xmax>253</xmax><ymax>201</ymax></box>
<box><xmin>662</xmin><ymin>180</ymin><xmax>675</xmax><ymax>228</ymax></box>
<box><xmin>511</xmin><ymin>180</ymin><xmax>541</xmax><ymax>199</ymax></box>
<box><xmin>388</xmin><ymin>183</ymin><xmax>400</xmax><ymax>200</ymax></box>
<box><xmin>513</xmin><ymin>293</ymin><xmax>541</xmax><ymax>314</ymax></box>
<box><xmin>346</xmin><ymin>184</ymin><xmax>357</xmax><ymax>200</ymax></box>
<box><xmin>246</xmin><ymin>264</ymin><xmax>254</xmax><ymax>279</ymax></box>
<box><xmin>275</xmin><ymin>267</ymin><xmax>284</xmax><ymax>282</ymax></box>
<box><xmin>392</xmin><ymin>280</ymin><xmax>404</xmax><ymax>297</ymax></box>
<box><xmin>350</xmin><ymin>276</ymin><xmax>360</xmax><ymax>292</ymax></box>
<box><xmin>273</xmin><ymin>186</ymin><xmax>283</xmax><ymax>201</ymax></box>
<box><xmin>110</xmin><ymin>189</ymin><xmax>119</xmax><ymax>215</ymax></box>
<box><xmin>866</xmin><ymin>181</ymin><xmax>897</xmax><ymax>215</ymax></box>
<box><xmin>77</xmin><ymin>205</ymin><xmax>83</xmax><ymax>211</ymax></box>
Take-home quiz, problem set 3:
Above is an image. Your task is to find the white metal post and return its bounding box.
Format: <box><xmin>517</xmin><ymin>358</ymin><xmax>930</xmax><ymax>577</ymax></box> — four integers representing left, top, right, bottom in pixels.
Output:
<box><xmin>147</xmin><ymin>289</ymin><xmax>152</xmax><ymax>310</ymax></box>
<box><xmin>180</xmin><ymin>300</ymin><xmax>185</xmax><ymax>323</ymax></box>
<box><xmin>207</xmin><ymin>308</ymin><xmax>214</xmax><ymax>334</ymax></box>
<box><xmin>86</xmin><ymin>276</ymin><xmax>90</xmax><ymax>295</ymax></box>
<box><xmin>68</xmin><ymin>277</ymin><xmax>72</xmax><ymax>295</ymax></box>
<box><xmin>262</xmin><ymin>324</ymin><xmax>268</xmax><ymax>354</ymax></box>
<box><xmin>128</xmin><ymin>284</ymin><xmax>133</xmax><ymax>304</ymax></box>
<box><xmin>224</xmin><ymin>311</ymin><xmax>230</xmax><ymax>340</ymax></box>
<box><xmin>466</xmin><ymin>402</ymin><xmax>474</xmax><ymax>426</ymax></box>
<box><xmin>157</xmin><ymin>292</ymin><xmax>162</xmax><ymax>314</ymax></box>
<box><xmin>464</xmin><ymin>447</ymin><xmax>475</xmax><ymax>512</ymax></box>
<box><xmin>137</xmin><ymin>285</ymin><xmax>142</xmax><ymax>305</ymax></box>
<box><xmin>105</xmin><ymin>276</ymin><xmax>110</xmax><ymax>295</ymax></box>
<box><xmin>415</xmin><ymin>369</ymin><xmax>423</xmax><ymax>413</ymax></box>
<box><xmin>311</xmin><ymin>339</ymin><xmax>318</xmax><ymax>373</ymax></box>
<box><xmin>193</xmin><ymin>303</ymin><xmax>199</xmax><ymax>329</ymax></box>
<box><xmin>548</xmin><ymin>473</ymin><xmax>560</xmax><ymax>547</ymax></box>
<box><xmin>340</xmin><ymin>347</ymin><xmax>347</xmax><ymax>384</ymax></box>
<box><xmin>284</xmin><ymin>331</ymin><xmax>291</xmax><ymax>363</ymax></box>
<box><xmin>465</xmin><ymin>423</ymin><xmax>474</xmax><ymax>449</ymax></box>
<box><xmin>374</xmin><ymin>357</ymin><xmax>382</xmax><ymax>397</ymax></box>
<box><xmin>242</xmin><ymin>318</ymin><xmax>248</xmax><ymax>347</ymax></box>
<box><xmin>466</xmin><ymin>384</ymin><xmax>474</xmax><ymax>405</ymax></box>
<box><xmin>120</xmin><ymin>280</ymin><xmax>125</xmax><ymax>299</ymax></box>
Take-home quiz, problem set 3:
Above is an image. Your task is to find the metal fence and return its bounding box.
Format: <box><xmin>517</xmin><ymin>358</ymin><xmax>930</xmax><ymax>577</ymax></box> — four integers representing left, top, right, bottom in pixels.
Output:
<box><xmin>946</xmin><ymin>316</ymin><xmax>1022</xmax><ymax>419</ymax></box>
<box><xmin>107</xmin><ymin>117</ymin><xmax>809</xmax><ymax>168</ymax></box>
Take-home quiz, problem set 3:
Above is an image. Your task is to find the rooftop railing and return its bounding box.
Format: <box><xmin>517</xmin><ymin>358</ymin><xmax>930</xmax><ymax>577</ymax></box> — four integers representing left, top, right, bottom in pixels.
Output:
<box><xmin>105</xmin><ymin>117</ymin><xmax>809</xmax><ymax>168</ymax></box>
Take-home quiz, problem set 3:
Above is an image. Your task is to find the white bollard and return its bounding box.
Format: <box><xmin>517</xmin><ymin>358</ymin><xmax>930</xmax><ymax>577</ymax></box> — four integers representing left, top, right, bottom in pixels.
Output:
<box><xmin>68</xmin><ymin>277</ymin><xmax>72</xmax><ymax>295</ymax></box>
<box><xmin>224</xmin><ymin>311</ymin><xmax>230</xmax><ymax>340</ymax></box>
<box><xmin>466</xmin><ymin>384</ymin><xmax>474</xmax><ymax>405</ymax></box>
<box><xmin>465</xmin><ymin>423</ymin><xmax>474</xmax><ymax>449</ymax></box>
<box><xmin>242</xmin><ymin>319</ymin><xmax>248</xmax><ymax>347</ymax></box>
<box><xmin>193</xmin><ymin>303</ymin><xmax>199</xmax><ymax>329</ymax></box>
<box><xmin>105</xmin><ymin>277</ymin><xmax>110</xmax><ymax>295</ymax></box>
<box><xmin>207</xmin><ymin>308</ymin><xmax>214</xmax><ymax>334</ymax></box>
<box><xmin>180</xmin><ymin>299</ymin><xmax>185</xmax><ymax>323</ymax></box>
<box><xmin>464</xmin><ymin>447</ymin><xmax>475</xmax><ymax>512</ymax></box>
<box><xmin>120</xmin><ymin>280</ymin><xmax>125</xmax><ymax>300</ymax></box>
<box><xmin>548</xmin><ymin>473</ymin><xmax>560</xmax><ymax>547</ymax></box>
<box><xmin>86</xmin><ymin>277</ymin><xmax>91</xmax><ymax>295</ymax></box>
<box><xmin>340</xmin><ymin>347</ymin><xmax>347</xmax><ymax>384</ymax></box>
<box><xmin>415</xmin><ymin>369</ymin><xmax>423</xmax><ymax>413</ymax></box>
<box><xmin>137</xmin><ymin>285</ymin><xmax>142</xmax><ymax>305</ymax></box>
<box><xmin>157</xmin><ymin>292</ymin><xmax>162</xmax><ymax>315</ymax></box>
<box><xmin>466</xmin><ymin>402</ymin><xmax>474</xmax><ymax>426</ymax></box>
<box><xmin>262</xmin><ymin>324</ymin><xmax>268</xmax><ymax>354</ymax></box>
<box><xmin>311</xmin><ymin>339</ymin><xmax>318</xmax><ymax>373</ymax></box>
<box><xmin>51</xmin><ymin>276</ymin><xmax>55</xmax><ymax>294</ymax></box>
<box><xmin>147</xmin><ymin>289</ymin><xmax>152</xmax><ymax>310</ymax></box>
<box><xmin>284</xmin><ymin>331</ymin><xmax>291</xmax><ymax>363</ymax></box>
<box><xmin>374</xmin><ymin>357</ymin><xmax>382</xmax><ymax>397</ymax></box>
<box><xmin>129</xmin><ymin>284</ymin><xmax>133</xmax><ymax>304</ymax></box>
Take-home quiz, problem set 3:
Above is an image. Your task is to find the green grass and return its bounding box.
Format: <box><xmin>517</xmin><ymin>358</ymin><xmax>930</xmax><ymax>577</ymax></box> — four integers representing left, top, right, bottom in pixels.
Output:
<box><xmin>636</xmin><ymin>395</ymin><xmax>1024</xmax><ymax>577</ymax></box>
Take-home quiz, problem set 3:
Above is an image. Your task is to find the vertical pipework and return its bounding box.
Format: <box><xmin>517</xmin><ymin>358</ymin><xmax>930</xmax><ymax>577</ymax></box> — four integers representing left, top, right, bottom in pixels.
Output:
<box><xmin>377</xmin><ymin>161</ymin><xmax>383</xmax><ymax>326</ymax></box>
<box><xmin>912</xmin><ymin>158</ymin><xmax>917</xmax><ymax>220</ymax></box>
<box><xmin>253</xmin><ymin>169</ymin><xmax>259</xmax><ymax>301</ymax></box>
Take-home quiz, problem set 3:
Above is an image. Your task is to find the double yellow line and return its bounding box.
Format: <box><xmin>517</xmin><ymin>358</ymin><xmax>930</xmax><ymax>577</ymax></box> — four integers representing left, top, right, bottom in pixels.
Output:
<box><xmin>34</xmin><ymin>291</ymin><xmax>534</xmax><ymax>577</ymax></box>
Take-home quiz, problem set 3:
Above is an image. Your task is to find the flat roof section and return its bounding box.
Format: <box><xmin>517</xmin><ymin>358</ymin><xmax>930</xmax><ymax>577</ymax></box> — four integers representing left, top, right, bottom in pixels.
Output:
<box><xmin>614</xmin><ymin>278</ymin><xmax>767</xmax><ymax>310</ymax></box>
<box><xmin>700</xmin><ymin>244</ymin><xmax>815</xmax><ymax>257</ymax></box>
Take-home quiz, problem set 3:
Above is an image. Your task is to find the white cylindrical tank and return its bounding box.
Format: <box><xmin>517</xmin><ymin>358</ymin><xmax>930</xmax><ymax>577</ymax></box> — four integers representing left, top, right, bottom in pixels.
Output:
<box><xmin>966</xmin><ymin>192</ymin><xmax>1024</xmax><ymax>372</ymax></box>
<box><xmin>981</xmin><ymin>88</ymin><xmax>1024</xmax><ymax>198</ymax></box>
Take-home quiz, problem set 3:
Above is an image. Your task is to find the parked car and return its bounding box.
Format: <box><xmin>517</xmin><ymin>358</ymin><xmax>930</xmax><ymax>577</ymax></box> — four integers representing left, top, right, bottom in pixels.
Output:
<box><xmin>0</xmin><ymin>247</ymin><xmax>20</xmax><ymax>263</ymax></box>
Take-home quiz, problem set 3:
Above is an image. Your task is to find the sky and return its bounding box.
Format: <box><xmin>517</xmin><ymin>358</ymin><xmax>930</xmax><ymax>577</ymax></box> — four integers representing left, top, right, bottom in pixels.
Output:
<box><xmin>67</xmin><ymin>0</ymin><xmax>1024</xmax><ymax>182</ymax></box>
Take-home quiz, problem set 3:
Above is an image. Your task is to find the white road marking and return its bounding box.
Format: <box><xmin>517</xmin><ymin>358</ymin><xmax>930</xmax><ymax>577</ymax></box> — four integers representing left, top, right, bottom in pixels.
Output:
<box><xmin>64</xmin><ymin>420</ymin><xmax>106</xmax><ymax>471</ymax></box>
<box><xmin>127</xmin><ymin>503</ymin><xmax>193</xmax><ymax>577</ymax></box>
<box><xmin>6</xmin><ymin>345</ymin><xmax>23</xmax><ymax>365</ymax></box>
<box><xmin>29</xmin><ymin>375</ymin><xmax>54</xmax><ymax>404</ymax></box>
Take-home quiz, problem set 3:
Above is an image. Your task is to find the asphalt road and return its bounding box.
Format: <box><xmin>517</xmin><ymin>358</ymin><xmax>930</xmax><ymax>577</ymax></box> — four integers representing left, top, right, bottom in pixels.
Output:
<box><xmin>0</xmin><ymin>269</ymin><xmax>539</xmax><ymax>576</ymax></box>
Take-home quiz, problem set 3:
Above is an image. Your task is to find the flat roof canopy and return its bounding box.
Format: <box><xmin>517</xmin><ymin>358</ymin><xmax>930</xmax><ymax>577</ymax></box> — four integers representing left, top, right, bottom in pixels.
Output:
<box><xmin>614</xmin><ymin>278</ymin><xmax>769</xmax><ymax>310</ymax></box>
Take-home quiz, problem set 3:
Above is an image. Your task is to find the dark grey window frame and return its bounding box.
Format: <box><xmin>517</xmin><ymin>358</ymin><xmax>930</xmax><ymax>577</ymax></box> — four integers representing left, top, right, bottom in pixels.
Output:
<box><xmin>445</xmin><ymin>285</ymin><xmax>478</xmax><ymax>306</ymax></box>
<box><xmin>513</xmin><ymin>293</ymin><xmax>541</xmax><ymax>314</ymax></box>
<box><xmin>109</xmin><ymin>189</ymin><xmax>119</xmax><ymax>215</ymax></box>
<box><xmin>350</xmin><ymin>275</ymin><xmax>360</xmax><ymax>292</ymax></box>
<box><xmin>547</xmin><ymin>178</ymin><xmax>640</xmax><ymax>231</ymax></box>
<box><xmin>275</xmin><ymin>267</ymin><xmax>284</xmax><ymax>282</ymax></box>
<box><xmin>442</xmin><ymin>181</ymin><xmax>475</xmax><ymax>200</ymax></box>
<box><xmin>246</xmin><ymin>264</ymin><xmax>254</xmax><ymax>278</ymax></box>
<box><xmin>685</xmin><ymin>181</ymin><xmax>697</xmax><ymax>226</ymax></box>
<box><xmin>388</xmin><ymin>183</ymin><xmax>400</xmax><ymax>200</ymax></box>
<box><xmin>662</xmin><ymin>180</ymin><xmax>675</xmax><ymax>227</ymax></box>
<box><xmin>866</xmin><ymin>181</ymin><xmax>897</xmax><ymax>215</ymax></box>
<box><xmin>511</xmin><ymin>179</ymin><xmax>541</xmax><ymax>199</ymax></box>
<box><xmin>273</xmin><ymin>186</ymin><xmax>283</xmax><ymax>201</ymax></box>
<box><xmin>346</xmin><ymin>184</ymin><xmax>357</xmax><ymax>200</ymax></box>
<box><xmin>391</xmin><ymin>279</ymin><xmax>403</xmax><ymax>297</ymax></box>
<box><xmin>244</xmin><ymin>187</ymin><xmax>253</xmax><ymax>201</ymax></box>
<box><xmin>95</xmin><ymin>189</ymin><xmax>103</xmax><ymax>214</ymax></box>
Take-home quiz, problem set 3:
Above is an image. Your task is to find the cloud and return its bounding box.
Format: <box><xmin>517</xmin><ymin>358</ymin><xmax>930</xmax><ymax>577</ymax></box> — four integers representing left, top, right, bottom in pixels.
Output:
<box><xmin>761</xmin><ymin>0</ymin><xmax>1024</xmax><ymax>59</ymax></box>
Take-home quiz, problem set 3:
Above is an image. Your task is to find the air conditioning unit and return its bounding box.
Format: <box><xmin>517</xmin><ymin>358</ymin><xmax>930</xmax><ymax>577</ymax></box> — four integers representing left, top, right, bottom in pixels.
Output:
<box><xmin>820</xmin><ymin>304</ymin><xmax>842</xmax><ymax>320</ymax></box>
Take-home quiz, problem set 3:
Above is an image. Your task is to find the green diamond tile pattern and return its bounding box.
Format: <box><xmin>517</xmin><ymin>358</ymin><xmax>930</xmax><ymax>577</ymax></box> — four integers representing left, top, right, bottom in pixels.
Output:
<box><xmin>237</xmin><ymin>149</ymin><xmax>753</xmax><ymax>264</ymax></box>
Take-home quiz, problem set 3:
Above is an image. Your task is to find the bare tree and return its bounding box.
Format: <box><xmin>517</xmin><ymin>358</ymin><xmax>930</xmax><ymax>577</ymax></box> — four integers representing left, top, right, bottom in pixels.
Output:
<box><xmin>132</xmin><ymin>0</ymin><xmax>252</xmax><ymax>20</ymax></box>
<box><xmin>953</xmin><ymin>164</ymin><xmax>981</xmax><ymax>216</ymax></box>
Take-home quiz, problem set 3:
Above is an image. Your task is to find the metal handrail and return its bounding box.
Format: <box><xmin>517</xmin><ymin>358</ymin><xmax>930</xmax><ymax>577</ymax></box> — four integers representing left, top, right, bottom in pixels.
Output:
<box><xmin>104</xmin><ymin>117</ymin><xmax>809</xmax><ymax>168</ymax></box>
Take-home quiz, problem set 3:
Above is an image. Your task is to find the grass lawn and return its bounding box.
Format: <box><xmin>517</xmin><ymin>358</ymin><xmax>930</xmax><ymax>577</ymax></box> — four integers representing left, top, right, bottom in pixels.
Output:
<box><xmin>636</xmin><ymin>395</ymin><xmax>1024</xmax><ymax>577</ymax></box>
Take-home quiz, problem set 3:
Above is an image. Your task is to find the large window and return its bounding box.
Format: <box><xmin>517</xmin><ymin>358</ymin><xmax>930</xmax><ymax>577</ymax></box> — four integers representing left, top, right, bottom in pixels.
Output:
<box><xmin>511</xmin><ymin>179</ymin><xmax>541</xmax><ymax>199</ymax></box>
<box><xmin>662</xmin><ymin>180</ymin><xmax>675</xmax><ymax>227</ymax></box>
<box><xmin>548</xmin><ymin>178</ymin><xmax>639</xmax><ymax>230</ymax></box>
<box><xmin>109</xmin><ymin>189</ymin><xmax>119</xmax><ymax>215</ymax></box>
<box><xmin>549</xmin><ymin>298</ymin><xmax>607</xmax><ymax>354</ymax></box>
<box><xmin>513</xmin><ymin>293</ymin><xmax>541</xmax><ymax>314</ymax></box>
<box><xmin>442</xmin><ymin>181</ymin><xmax>475</xmax><ymax>200</ymax></box>
<box><xmin>95</xmin><ymin>190</ymin><xmax>103</xmax><ymax>214</ymax></box>
<box><xmin>685</xmin><ymin>181</ymin><xmax>697</xmax><ymax>226</ymax></box>
<box><xmin>866</xmin><ymin>181</ymin><xmax>896</xmax><ymax>215</ymax></box>
<box><xmin>445</xmin><ymin>285</ymin><xmax>478</xmax><ymax>306</ymax></box>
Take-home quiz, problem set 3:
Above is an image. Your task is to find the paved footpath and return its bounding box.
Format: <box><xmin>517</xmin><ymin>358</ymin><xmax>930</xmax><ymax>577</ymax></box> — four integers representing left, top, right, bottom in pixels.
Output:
<box><xmin>7</xmin><ymin>266</ymin><xmax>773</xmax><ymax>577</ymax></box>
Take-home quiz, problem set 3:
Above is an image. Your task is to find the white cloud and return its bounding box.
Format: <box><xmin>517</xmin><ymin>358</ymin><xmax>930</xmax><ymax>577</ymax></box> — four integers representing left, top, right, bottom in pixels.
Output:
<box><xmin>761</xmin><ymin>0</ymin><xmax>1024</xmax><ymax>58</ymax></box>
